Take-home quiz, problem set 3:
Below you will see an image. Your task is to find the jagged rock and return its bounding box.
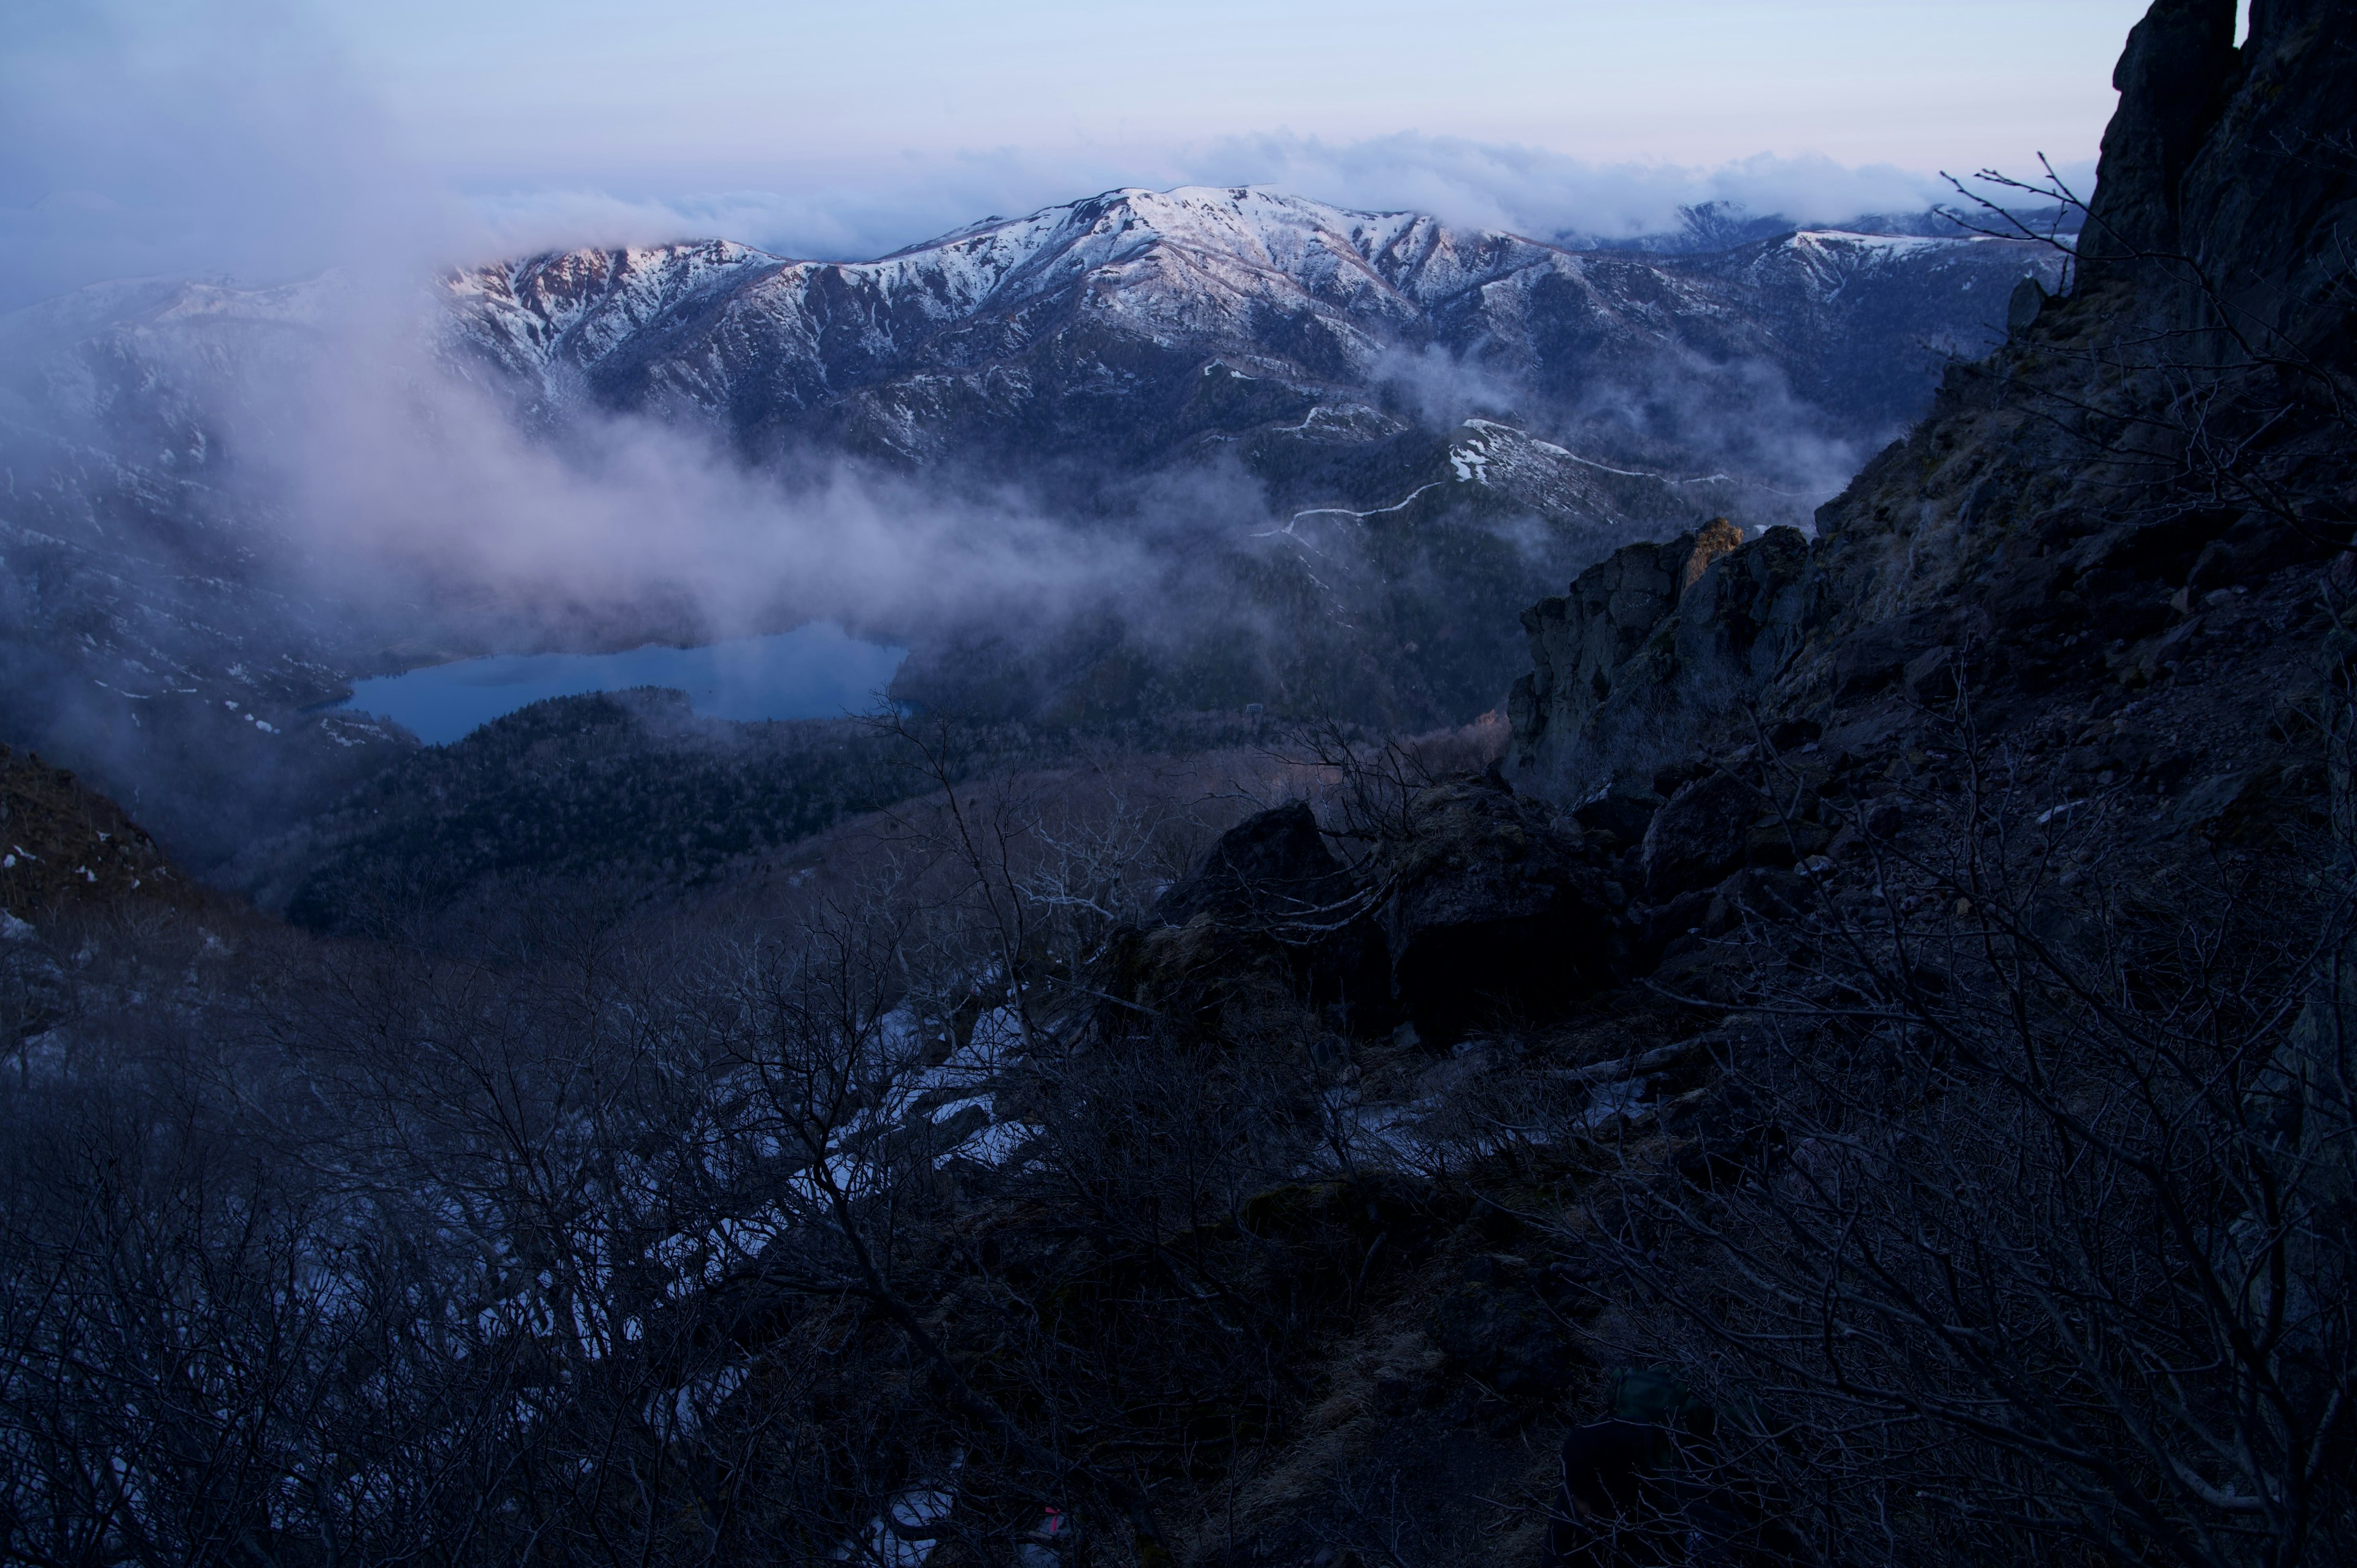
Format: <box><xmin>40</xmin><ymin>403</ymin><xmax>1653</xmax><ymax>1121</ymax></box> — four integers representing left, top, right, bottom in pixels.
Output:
<box><xmin>1903</xmin><ymin>646</ymin><xmax>1960</xmax><ymax>705</ymax></box>
<box><xmin>1107</xmin><ymin>786</ymin><xmax>1633</xmax><ymax>1041</ymax></box>
<box><xmin>1640</xmin><ymin>771</ymin><xmax>1757</xmax><ymax>901</ymax></box>
<box><xmin>1571</xmin><ymin>784</ymin><xmax>1665</xmax><ymax>843</ymax></box>
<box><xmin>1379</xmin><ymin>777</ymin><xmax>1623</xmax><ymax>1042</ymax></box>
<box><xmin>1510</xmin><ymin>521</ymin><xmax>1822</xmax><ymax>796</ymax></box>
<box><xmin>1830</xmin><ymin>611</ymin><xmax>1949</xmax><ymax>700</ymax></box>
<box><xmin>1098</xmin><ymin>802</ymin><xmax>1389</xmax><ymax>1034</ymax></box>
<box><xmin>1794</xmin><ymin>0</ymin><xmax>2356</xmax><ymax>651</ymax></box>
<box><xmin>1981</xmin><ymin>552</ymin><xmax>2077</xmax><ymax>634</ymax></box>
<box><xmin>2186</xmin><ymin>516</ymin><xmax>2331</xmax><ymax>592</ymax></box>
<box><xmin>1153</xmin><ymin>801</ymin><xmax>1350</xmax><ymax>926</ymax></box>
<box><xmin>1511</xmin><ymin>529</ymin><xmax>1731</xmax><ymax>767</ymax></box>
<box><xmin>2078</xmin><ymin>0</ymin><xmax>2241</xmax><ymax>270</ymax></box>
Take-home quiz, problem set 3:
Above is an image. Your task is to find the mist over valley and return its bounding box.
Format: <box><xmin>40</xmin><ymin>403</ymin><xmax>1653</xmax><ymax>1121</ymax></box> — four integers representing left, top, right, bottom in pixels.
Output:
<box><xmin>1</xmin><ymin>182</ymin><xmax>2061</xmax><ymax>892</ymax></box>
<box><xmin>7</xmin><ymin>4</ymin><xmax>2353</xmax><ymax>1565</ymax></box>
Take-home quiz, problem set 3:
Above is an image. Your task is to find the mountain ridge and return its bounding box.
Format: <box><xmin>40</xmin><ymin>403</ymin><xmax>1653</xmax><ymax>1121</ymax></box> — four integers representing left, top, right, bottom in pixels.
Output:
<box><xmin>447</xmin><ymin>184</ymin><xmax>2057</xmax><ymax>473</ymax></box>
<box><xmin>1</xmin><ymin>187</ymin><xmax>2063</xmax><ymax>873</ymax></box>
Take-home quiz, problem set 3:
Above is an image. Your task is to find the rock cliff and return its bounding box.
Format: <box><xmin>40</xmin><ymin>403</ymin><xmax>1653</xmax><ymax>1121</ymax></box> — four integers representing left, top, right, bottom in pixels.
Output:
<box><xmin>1509</xmin><ymin>0</ymin><xmax>2357</xmax><ymax>799</ymax></box>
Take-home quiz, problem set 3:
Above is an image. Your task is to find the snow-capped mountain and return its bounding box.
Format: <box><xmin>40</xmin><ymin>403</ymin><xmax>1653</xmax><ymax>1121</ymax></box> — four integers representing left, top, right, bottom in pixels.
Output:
<box><xmin>0</xmin><ymin>185</ymin><xmax>2061</xmax><ymax>872</ymax></box>
<box><xmin>446</xmin><ymin>185</ymin><xmax>2056</xmax><ymax>487</ymax></box>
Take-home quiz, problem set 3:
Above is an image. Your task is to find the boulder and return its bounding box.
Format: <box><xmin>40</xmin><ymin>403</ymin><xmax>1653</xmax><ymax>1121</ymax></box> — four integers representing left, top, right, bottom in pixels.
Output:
<box><xmin>1652</xmin><ymin>759</ymin><xmax>1711</xmax><ymax>798</ymax></box>
<box><xmin>1903</xmin><ymin>645</ymin><xmax>1959</xmax><ymax>705</ymax></box>
<box><xmin>1640</xmin><ymin>771</ymin><xmax>1757</xmax><ymax>900</ymax></box>
<box><xmin>1830</xmin><ymin>611</ymin><xmax>1948</xmax><ymax>699</ymax></box>
<box><xmin>2006</xmin><ymin>276</ymin><xmax>2048</xmax><ymax>333</ymax></box>
<box><xmin>2185</xmin><ymin>514</ymin><xmax>2332</xmax><ymax>593</ymax></box>
<box><xmin>1153</xmin><ymin>800</ymin><xmax>1349</xmax><ymax>927</ymax></box>
<box><xmin>1634</xmin><ymin>886</ymin><xmax>1715</xmax><ymax>970</ymax></box>
<box><xmin>1571</xmin><ymin>784</ymin><xmax>1665</xmax><ymax>843</ymax></box>
<box><xmin>1980</xmin><ymin>552</ymin><xmax>2078</xmax><ymax>635</ymax></box>
<box><xmin>2071</xmin><ymin>509</ymin><xmax>2239</xmax><ymax>581</ymax></box>
<box><xmin>1099</xmin><ymin>801</ymin><xmax>1388</xmax><ymax>1035</ymax></box>
<box><xmin>1708</xmin><ymin>866</ymin><xmax>1813</xmax><ymax>929</ymax></box>
<box><xmin>1379</xmin><ymin>777</ymin><xmax>1624</xmax><ymax>1042</ymax></box>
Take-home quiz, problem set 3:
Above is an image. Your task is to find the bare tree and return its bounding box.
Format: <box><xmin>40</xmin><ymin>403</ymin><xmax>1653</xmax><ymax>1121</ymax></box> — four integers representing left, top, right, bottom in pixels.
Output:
<box><xmin>1569</xmin><ymin>686</ymin><xmax>2357</xmax><ymax>1567</ymax></box>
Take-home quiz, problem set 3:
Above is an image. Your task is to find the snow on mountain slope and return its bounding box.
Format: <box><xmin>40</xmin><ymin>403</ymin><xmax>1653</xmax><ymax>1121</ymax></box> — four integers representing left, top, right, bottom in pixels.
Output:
<box><xmin>0</xmin><ymin>185</ymin><xmax>2070</xmax><ymax>868</ymax></box>
<box><xmin>452</xmin><ymin>188</ymin><xmax>1575</xmax><ymax>392</ymax></box>
<box><xmin>451</xmin><ymin>188</ymin><xmax>1450</xmax><ymax>409</ymax></box>
<box><xmin>443</xmin><ymin>184</ymin><xmax>2059</xmax><ymax>477</ymax></box>
<box><xmin>0</xmin><ymin>272</ymin><xmax>339</xmax><ymax>447</ymax></box>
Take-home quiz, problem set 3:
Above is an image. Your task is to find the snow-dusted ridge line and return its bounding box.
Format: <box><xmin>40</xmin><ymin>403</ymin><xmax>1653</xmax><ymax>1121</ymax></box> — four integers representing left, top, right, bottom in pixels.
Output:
<box><xmin>441</xmin><ymin>181</ymin><xmax>2034</xmax><ymax>411</ymax></box>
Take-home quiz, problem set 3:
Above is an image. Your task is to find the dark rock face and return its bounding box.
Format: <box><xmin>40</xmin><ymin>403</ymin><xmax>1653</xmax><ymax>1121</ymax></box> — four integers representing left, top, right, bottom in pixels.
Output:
<box><xmin>1509</xmin><ymin>520</ymin><xmax>1822</xmax><ymax>795</ymax></box>
<box><xmin>2079</xmin><ymin>0</ymin><xmax>2241</xmax><ymax>268</ymax></box>
<box><xmin>1153</xmin><ymin>801</ymin><xmax>1350</xmax><ymax>927</ymax></box>
<box><xmin>1506</xmin><ymin>0</ymin><xmax>2356</xmax><ymax>792</ymax></box>
<box><xmin>1640</xmin><ymin>772</ymin><xmax>1758</xmax><ymax>901</ymax></box>
<box><xmin>1828</xmin><ymin>610</ymin><xmax>1949</xmax><ymax>700</ymax></box>
<box><xmin>1103</xmin><ymin>785</ymin><xmax>1629</xmax><ymax>1041</ymax></box>
<box><xmin>1112</xmin><ymin>801</ymin><xmax>1387</xmax><ymax>1033</ymax></box>
<box><xmin>1379</xmin><ymin>778</ymin><xmax>1625</xmax><ymax>1042</ymax></box>
<box><xmin>1512</xmin><ymin>526</ymin><xmax>1738</xmax><ymax>761</ymax></box>
<box><xmin>1571</xmin><ymin>784</ymin><xmax>1665</xmax><ymax>843</ymax></box>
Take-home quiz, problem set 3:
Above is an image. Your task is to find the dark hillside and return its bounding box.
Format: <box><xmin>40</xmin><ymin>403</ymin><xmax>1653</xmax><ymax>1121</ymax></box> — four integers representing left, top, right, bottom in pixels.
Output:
<box><xmin>1</xmin><ymin>7</ymin><xmax>2351</xmax><ymax>1567</ymax></box>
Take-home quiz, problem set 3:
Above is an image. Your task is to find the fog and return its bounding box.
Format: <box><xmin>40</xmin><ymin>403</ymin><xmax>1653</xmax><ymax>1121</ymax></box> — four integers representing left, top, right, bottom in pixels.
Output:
<box><xmin>6</xmin><ymin>2</ymin><xmax>2105</xmax><ymax>306</ymax></box>
<box><xmin>0</xmin><ymin>0</ymin><xmax>2039</xmax><ymax>875</ymax></box>
<box><xmin>255</xmin><ymin>299</ymin><xmax>1161</xmax><ymax>649</ymax></box>
<box><xmin>452</xmin><ymin>139</ymin><xmax>2057</xmax><ymax>272</ymax></box>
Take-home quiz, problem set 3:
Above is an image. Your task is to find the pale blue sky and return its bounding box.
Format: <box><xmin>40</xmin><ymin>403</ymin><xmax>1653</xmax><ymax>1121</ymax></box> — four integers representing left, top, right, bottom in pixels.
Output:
<box><xmin>323</xmin><ymin>0</ymin><xmax>2153</xmax><ymax>174</ymax></box>
<box><xmin>4</xmin><ymin>0</ymin><xmax>2188</xmax><ymax>308</ymax></box>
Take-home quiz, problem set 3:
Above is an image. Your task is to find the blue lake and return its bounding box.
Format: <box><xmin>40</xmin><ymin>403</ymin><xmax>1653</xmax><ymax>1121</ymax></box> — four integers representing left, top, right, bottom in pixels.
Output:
<box><xmin>338</xmin><ymin>624</ymin><xmax>908</xmax><ymax>746</ymax></box>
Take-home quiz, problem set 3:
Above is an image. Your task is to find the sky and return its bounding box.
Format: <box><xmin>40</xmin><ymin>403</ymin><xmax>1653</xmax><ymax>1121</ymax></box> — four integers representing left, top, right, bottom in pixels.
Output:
<box><xmin>1</xmin><ymin>0</ymin><xmax>2178</xmax><ymax>311</ymax></box>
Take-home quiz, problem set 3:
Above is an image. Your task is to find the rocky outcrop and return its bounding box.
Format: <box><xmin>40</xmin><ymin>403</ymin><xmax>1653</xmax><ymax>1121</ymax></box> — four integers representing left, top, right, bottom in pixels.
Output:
<box><xmin>1152</xmin><ymin>801</ymin><xmax>1352</xmax><ymax>927</ymax></box>
<box><xmin>1105</xmin><ymin>803</ymin><xmax>1388</xmax><ymax>1033</ymax></box>
<box><xmin>1376</xmin><ymin>778</ymin><xmax>1625</xmax><ymax>1043</ymax></box>
<box><xmin>1802</xmin><ymin>0</ymin><xmax>2355</xmax><ymax>635</ymax></box>
<box><xmin>2076</xmin><ymin>0</ymin><xmax>2241</xmax><ymax>268</ymax></box>
<box><xmin>1639</xmin><ymin>771</ymin><xmax>1758</xmax><ymax>902</ymax></box>
<box><xmin>1508</xmin><ymin>0</ymin><xmax>2356</xmax><ymax>790</ymax></box>
<box><xmin>1508</xmin><ymin>520</ymin><xmax>1821</xmax><ymax>795</ymax></box>
<box><xmin>1</xmin><ymin>744</ymin><xmax>190</xmax><ymax>917</ymax></box>
<box><xmin>1104</xmin><ymin>779</ymin><xmax>1627</xmax><ymax>1045</ymax></box>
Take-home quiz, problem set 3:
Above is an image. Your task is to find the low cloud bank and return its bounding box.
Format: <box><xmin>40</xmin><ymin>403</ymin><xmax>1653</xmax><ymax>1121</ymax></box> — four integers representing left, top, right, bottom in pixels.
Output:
<box><xmin>457</xmin><ymin>137</ymin><xmax>2094</xmax><ymax>268</ymax></box>
<box><xmin>0</xmin><ymin>1</ymin><xmax>2013</xmax><ymax>719</ymax></box>
<box><xmin>2</xmin><ymin>2</ymin><xmax>2088</xmax><ymax>308</ymax></box>
<box><xmin>236</xmin><ymin>298</ymin><xmax>1164</xmax><ymax>657</ymax></box>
